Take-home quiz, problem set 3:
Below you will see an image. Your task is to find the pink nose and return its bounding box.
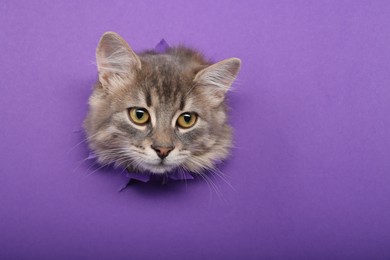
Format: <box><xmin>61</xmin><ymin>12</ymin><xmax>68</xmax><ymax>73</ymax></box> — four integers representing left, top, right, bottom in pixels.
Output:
<box><xmin>151</xmin><ymin>145</ymin><xmax>174</xmax><ymax>159</ymax></box>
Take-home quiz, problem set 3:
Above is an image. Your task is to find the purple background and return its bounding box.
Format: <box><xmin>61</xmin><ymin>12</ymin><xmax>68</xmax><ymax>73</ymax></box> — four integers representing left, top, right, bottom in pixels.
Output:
<box><xmin>1</xmin><ymin>1</ymin><xmax>390</xmax><ymax>259</ymax></box>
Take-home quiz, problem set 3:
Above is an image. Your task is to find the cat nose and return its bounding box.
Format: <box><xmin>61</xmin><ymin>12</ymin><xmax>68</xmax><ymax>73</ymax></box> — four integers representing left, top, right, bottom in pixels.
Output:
<box><xmin>151</xmin><ymin>145</ymin><xmax>174</xmax><ymax>159</ymax></box>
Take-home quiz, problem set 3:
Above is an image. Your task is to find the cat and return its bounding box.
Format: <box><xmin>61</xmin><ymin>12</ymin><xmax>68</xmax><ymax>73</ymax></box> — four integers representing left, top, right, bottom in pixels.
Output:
<box><xmin>84</xmin><ymin>32</ymin><xmax>241</xmax><ymax>176</ymax></box>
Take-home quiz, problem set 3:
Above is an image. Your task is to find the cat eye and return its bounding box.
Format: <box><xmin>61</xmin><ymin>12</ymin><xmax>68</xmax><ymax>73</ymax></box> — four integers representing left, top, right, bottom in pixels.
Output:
<box><xmin>128</xmin><ymin>107</ymin><xmax>150</xmax><ymax>125</ymax></box>
<box><xmin>177</xmin><ymin>112</ymin><xmax>197</xmax><ymax>129</ymax></box>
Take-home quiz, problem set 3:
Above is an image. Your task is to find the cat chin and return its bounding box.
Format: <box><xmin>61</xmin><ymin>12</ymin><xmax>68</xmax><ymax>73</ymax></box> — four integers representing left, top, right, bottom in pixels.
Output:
<box><xmin>141</xmin><ymin>163</ymin><xmax>177</xmax><ymax>174</ymax></box>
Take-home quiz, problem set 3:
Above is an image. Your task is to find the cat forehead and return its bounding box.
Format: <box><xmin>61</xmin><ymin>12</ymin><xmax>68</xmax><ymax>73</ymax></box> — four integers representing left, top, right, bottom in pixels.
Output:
<box><xmin>133</xmin><ymin>64</ymin><xmax>196</xmax><ymax>106</ymax></box>
<box><xmin>139</xmin><ymin>56</ymin><xmax>195</xmax><ymax>82</ymax></box>
<box><xmin>134</xmin><ymin>85</ymin><xmax>190</xmax><ymax>111</ymax></box>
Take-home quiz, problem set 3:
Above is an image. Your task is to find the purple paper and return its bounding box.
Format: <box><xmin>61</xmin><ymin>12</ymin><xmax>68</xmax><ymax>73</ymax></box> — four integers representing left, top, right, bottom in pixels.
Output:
<box><xmin>1</xmin><ymin>1</ymin><xmax>390</xmax><ymax>259</ymax></box>
<box><xmin>126</xmin><ymin>171</ymin><xmax>151</xmax><ymax>183</ymax></box>
<box><xmin>125</xmin><ymin>170</ymin><xmax>194</xmax><ymax>184</ymax></box>
<box><xmin>86</xmin><ymin>152</ymin><xmax>97</xmax><ymax>160</ymax></box>
<box><xmin>154</xmin><ymin>38</ymin><xmax>170</xmax><ymax>53</ymax></box>
<box><xmin>167</xmin><ymin>171</ymin><xmax>194</xmax><ymax>181</ymax></box>
<box><xmin>126</xmin><ymin>170</ymin><xmax>194</xmax><ymax>182</ymax></box>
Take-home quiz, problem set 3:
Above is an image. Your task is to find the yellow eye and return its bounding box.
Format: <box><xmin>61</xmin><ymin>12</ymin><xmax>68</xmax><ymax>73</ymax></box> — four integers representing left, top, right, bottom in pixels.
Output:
<box><xmin>128</xmin><ymin>107</ymin><xmax>150</xmax><ymax>125</ymax></box>
<box><xmin>177</xmin><ymin>112</ymin><xmax>197</xmax><ymax>129</ymax></box>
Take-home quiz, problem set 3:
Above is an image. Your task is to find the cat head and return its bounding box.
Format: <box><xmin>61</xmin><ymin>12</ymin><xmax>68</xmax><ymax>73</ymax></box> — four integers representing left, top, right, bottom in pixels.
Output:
<box><xmin>84</xmin><ymin>32</ymin><xmax>241</xmax><ymax>174</ymax></box>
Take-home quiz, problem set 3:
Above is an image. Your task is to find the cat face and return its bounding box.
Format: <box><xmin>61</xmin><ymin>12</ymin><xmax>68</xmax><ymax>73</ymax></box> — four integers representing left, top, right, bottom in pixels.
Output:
<box><xmin>84</xmin><ymin>32</ymin><xmax>241</xmax><ymax>174</ymax></box>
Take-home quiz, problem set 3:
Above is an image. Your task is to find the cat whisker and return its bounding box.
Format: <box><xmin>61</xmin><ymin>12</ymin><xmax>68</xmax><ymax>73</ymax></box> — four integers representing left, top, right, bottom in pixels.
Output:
<box><xmin>198</xmin><ymin>171</ymin><xmax>226</xmax><ymax>203</ymax></box>
<box><xmin>230</xmin><ymin>143</ymin><xmax>244</xmax><ymax>150</ymax></box>
<box><xmin>71</xmin><ymin>154</ymin><xmax>100</xmax><ymax>174</ymax></box>
<box><xmin>202</xmin><ymin>173</ymin><xmax>227</xmax><ymax>203</ymax></box>
<box><xmin>67</xmin><ymin>131</ymin><xmax>100</xmax><ymax>154</ymax></box>
<box><xmin>187</xmin><ymin>157</ymin><xmax>230</xmax><ymax>202</ymax></box>
<box><xmin>207</xmin><ymin>166</ymin><xmax>236</xmax><ymax>192</ymax></box>
<box><xmin>86</xmin><ymin>161</ymin><xmax>113</xmax><ymax>177</ymax></box>
<box><xmin>177</xmin><ymin>165</ymin><xmax>188</xmax><ymax>192</ymax></box>
<box><xmin>195</xmin><ymin>171</ymin><xmax>214</xmax><ymax>202</ymax></box>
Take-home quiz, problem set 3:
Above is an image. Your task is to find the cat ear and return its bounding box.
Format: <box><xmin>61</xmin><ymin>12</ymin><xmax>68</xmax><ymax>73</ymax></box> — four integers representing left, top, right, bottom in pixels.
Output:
<box><xmin>96</xmin><ymin>32</ymin><xmax>141</xmax><ymax>87</ymax></box>
<box><xmin>194</xmin><ymin>58</ymin><xmax>241</xmax><ymax>107</ymax></box>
